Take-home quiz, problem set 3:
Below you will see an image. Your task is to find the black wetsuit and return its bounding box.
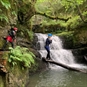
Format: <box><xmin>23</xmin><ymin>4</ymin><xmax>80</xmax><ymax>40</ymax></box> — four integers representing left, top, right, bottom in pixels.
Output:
<box><xmin>45</xmin><ymin>38</ymin><xmax>52</xmax><ymax>59</ymax></box>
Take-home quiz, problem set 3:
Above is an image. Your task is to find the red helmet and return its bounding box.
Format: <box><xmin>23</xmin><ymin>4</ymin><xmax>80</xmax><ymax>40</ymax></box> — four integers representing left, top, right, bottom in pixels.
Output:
<box><xmin>13</xmin><ymin>27</ymin><xmax>18</xmax><ymax>31</ymax></box>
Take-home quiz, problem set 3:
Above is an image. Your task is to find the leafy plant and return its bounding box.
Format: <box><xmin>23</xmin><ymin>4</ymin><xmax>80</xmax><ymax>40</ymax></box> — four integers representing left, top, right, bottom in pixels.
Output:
<box><xmin>26</xmin><ymin>29</ymin><xmax>34</xmax><ymax>41</ymax></box>
<box><xmin>0</xmin><ymin>0</ymin><xmax>11</xmax><ymax>9</ymax></box>
<box><xmin>8</xmin><ymin>46</ymin><xmax>35</xmax><ymax>68</ymax></box>
<box><xmin>0</xmin><ymin>14</ymin><xmax>8</xmax><ymax>22</ymax></box>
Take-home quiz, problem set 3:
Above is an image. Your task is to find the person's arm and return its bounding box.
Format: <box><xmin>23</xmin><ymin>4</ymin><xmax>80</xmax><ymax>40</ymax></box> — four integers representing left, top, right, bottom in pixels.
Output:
<box><xmin>13</xmin><ymin>31</ymin><xmax>16</xmax><ymax>42</ymax></box>
<box><xmin>49</xmin><ymin>39</ymin><xmax>52</xmax><ymax>43</ymax></box>
<box><xmin>47</xmin><ymin>39</ymin><xmax>52</xmax><ymax>44</ymax></box>
<box><xmin>49</xmin><ymin>37</ymin><xmax>52</xmax><ymax>43</ymax></box>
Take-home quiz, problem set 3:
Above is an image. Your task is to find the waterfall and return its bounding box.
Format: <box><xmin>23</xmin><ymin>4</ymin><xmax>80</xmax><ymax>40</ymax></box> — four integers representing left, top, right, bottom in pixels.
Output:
<box><xmin>35</xmin><ymin>33</ymin><xmax>87</xmax><ymax>69</ymax></box>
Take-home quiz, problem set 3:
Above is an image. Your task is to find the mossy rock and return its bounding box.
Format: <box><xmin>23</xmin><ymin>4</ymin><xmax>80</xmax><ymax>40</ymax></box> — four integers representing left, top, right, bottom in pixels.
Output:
<box><xmin>73</xmin><ymin>28</ymin><xmax>87</xmax><ymax>48</ymax></box>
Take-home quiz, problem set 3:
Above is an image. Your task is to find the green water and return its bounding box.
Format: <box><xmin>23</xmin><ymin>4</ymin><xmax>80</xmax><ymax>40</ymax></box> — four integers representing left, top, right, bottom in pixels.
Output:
<box><xmin>29</xmin><ymin>69</ymin><xmax>87</xmax><ymax>87</ymax></box>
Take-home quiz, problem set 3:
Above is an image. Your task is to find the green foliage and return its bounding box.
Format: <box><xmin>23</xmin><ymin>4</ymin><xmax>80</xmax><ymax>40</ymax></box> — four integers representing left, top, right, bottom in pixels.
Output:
<box><xmin>61</xmin><ymin>0</ymin><xmax>86</xmax><ymax>10</ymax></box>
<box><xmin>26</xmin><ymin>29</ymin><xmax>34</xmax><ymax>41</ymax></box>
<box><xmin>57</xmin><ymin>31</ymin><xmax>74</xmax><ymax>37</ymax></box>
<box><xmin>0</xmin><ymin>0</ymin><xmax>11</xmax><ymax>23</ymax></box>
<box><xmin>36</xmin><ymin>0</ymin><xmax>46</xmax><ymax>3</ymax></box>
<box><xmin>83</xmin><ymin>11</ymin><xmax>87</xmax><ymax>21</ymax></box>
<box><xmin>66</xmin><ymin>16</ymin><xmax>81</xmax><ymax>29</ymax></box>
<box><xmin>36</xmin><ymin>0</ymin><xmax>62</xmax><ymax>17</ymax></box>
<box><xmin>11</xmin><ymin>11</ymin><xmax>17</xmax><ymax>16</ymax></box>
<box><xmin>0</xmin><ymin>14</ymin><xmax>8</xmax><ymax>22</ymax></box>
<box><xmin>0</xmin><ymin>0</ymin><xmax>11</xmax><ymax>9</ymax></box>
<box><xmin>83</xmin><ymin>11</ymin><xmax>87</xmax><ymax>16</ymax></box>
<box><xmin>8</xmin><ymin>46</ymin><xmax>35</xmax><ymax>68</ymax></box>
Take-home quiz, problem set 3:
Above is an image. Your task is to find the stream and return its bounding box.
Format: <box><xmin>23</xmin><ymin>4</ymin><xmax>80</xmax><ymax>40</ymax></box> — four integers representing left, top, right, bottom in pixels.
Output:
<box><xmin>28</xmin><ymin>33</ymin><xmax>87</xmax><ymax>87</ymax></box>
<box><xmin>29</xmin><ymin>69</ymin><xmax>87</xmax><ymax>87</ymax></box>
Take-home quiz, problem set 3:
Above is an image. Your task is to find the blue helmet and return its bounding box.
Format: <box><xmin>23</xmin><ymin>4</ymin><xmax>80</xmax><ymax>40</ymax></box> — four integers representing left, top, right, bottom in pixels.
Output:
<box><xmin>48</xmin><ymin>33</ymin><xmax>52</xmax><ymax>36</ymax></box>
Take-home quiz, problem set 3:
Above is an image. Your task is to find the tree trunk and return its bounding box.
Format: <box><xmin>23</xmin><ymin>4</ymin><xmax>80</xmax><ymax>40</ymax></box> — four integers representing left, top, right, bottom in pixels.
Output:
<box><xmin>76</xmin><ymin>4</ymin><xmax>85</xmax><ymax>22</ymax></box>
<box><xmin>42</xmin><ymin>58</ymin><xmax>87</xmax><ymax>74</ymax></box>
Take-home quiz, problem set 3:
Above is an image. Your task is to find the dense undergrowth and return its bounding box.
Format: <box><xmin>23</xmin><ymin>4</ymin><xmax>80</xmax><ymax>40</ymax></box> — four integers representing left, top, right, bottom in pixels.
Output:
<box><xmin>8</xmin><ymin>46</ymin><xmax>35</xmax><ymax>69</ymax></box>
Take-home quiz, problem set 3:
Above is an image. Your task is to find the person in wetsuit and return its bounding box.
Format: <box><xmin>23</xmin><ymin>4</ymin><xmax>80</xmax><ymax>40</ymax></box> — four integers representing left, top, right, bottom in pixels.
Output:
<box><xmin>45</xmin><ymin>33</ymin><xmax>52</xmax><ymax>60</ymax></box>
<box><xmin>2</xmin><ymin>27</ymin><xmax>18</xmax><ymax>50</ymax></box>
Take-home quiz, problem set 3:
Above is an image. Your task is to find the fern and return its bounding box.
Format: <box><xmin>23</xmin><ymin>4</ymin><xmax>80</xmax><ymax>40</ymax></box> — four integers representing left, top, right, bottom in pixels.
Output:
<box><xmin>0</xmin><ymin>0</ymin><xmax>11</xmax><ymax>9</ymax></box>
<box><xmin>29</xmin><ymin>51</ymin><xmax>35</xmax><ymax>58</ymax></box>
<box><xmin>8</xmin><ymin>46</ymin><xmax>35</xmax><ymax>68</ymax></box>
<box><xmin>12</xmin><ymin>11</ymin><xmax>17</xmax><ymax>16</ymax></box>
<box><xmin>23</xmin><ymin>53</ymin><xmax>35</xmax><ymax>64</ymax></box>
<box><xmin>0</xmin><ymin>14</ymin><xmax>8</xmax><ymax>22</ymax></box>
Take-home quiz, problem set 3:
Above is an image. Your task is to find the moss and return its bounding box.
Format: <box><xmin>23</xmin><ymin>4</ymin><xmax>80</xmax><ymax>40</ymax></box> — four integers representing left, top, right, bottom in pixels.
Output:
<box><xmin>0</xmin><ymin>75</ymin><xmax>5</xmax><ymax>87</ymax></box>
<box><xmin>7</xmin><ymin>62</ymin><xmax>29</xmax><ymax>87</ymax></box>
<box><xmin>0</xmin><ymin>37</ymin><xmax>5</xmax><ymax>48</ymax></box>
<box><xmin>55</xmin><ymin>31</ymin><xmax>74</xmax><ymax>37</ymax></box>
<box><xmin>73</xmin><ymin>28</ymin><xmax>87</xmax><ymax>46</ymax></box>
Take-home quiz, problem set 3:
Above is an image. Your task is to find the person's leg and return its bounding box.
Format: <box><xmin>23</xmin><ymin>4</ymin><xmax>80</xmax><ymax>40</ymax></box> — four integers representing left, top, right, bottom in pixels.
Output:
<box><xmin>46</xmin><ymin>50</ymin><xmax>49</xmax><ymax>59</ymax></box>
<box><xmin>46</xmin><ymin>50</ymin><xmax>51</xmax><ymax>60</ymax></box>
<box><xmin>10</xmin><ymin>42</ymin><xmax>14</xmax><ymax>48</ymax></box>
<box><xmin>2</xmin><ymin>40</ymin><xmax>8</xmax><ymax>50</ymax></box>
<box><xmin>45</xmin><ymin>46</ymin><xmax>51</xmax><ymax>60</ymax></box>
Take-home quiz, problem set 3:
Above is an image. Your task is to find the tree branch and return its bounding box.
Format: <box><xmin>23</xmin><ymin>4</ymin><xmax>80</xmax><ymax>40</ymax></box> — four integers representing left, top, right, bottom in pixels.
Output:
<box><xmin>35</xmin><ymin>11</ymin><xmax>70</xmax><ymax>22</ymax></box>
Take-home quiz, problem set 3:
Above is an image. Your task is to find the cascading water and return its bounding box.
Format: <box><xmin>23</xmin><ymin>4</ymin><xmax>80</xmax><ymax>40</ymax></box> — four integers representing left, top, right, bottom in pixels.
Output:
<box><xmin>35</xmin><ymin>33</ymin><xmax>87</xmax><ymax>69</ymax></box>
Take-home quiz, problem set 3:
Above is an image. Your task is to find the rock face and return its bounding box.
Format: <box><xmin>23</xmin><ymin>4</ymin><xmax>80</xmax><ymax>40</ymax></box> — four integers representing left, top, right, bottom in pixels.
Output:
<box><xmin>73</xmin><ymin>28</ymin><xmax>87</xmax><ymax>48</ymax></box>
<box><xmin>0</xmin><ymin>26</ymin><xmax>11</xmax><ymax>49</ymax></box>
<box><xmin>0</xmin><ymin>50</ymin><xmax>29</xmax><ymax>87</ymax></box>
<box><xmin>6</xmin><ymin>67</ymin><xmax>29</xmax><ymax>87</ymax></box>
<box><xmin>0</xmin><ymin>30</ymin><xmax>47</xmax><ymax>87</ymax></box>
